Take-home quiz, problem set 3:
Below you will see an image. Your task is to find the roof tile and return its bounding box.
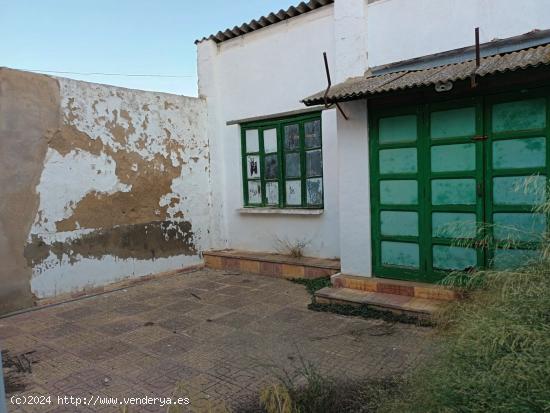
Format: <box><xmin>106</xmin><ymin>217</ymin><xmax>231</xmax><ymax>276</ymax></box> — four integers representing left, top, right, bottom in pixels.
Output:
<box><xmin>195</xmin><ymin>0</ymin><xmax>334</xmax><ymax>44</ymax></box>
<box><xmin>303</xmin><ymin>43</ymin><xmax>550</xmax><ymax>105</ymax></box>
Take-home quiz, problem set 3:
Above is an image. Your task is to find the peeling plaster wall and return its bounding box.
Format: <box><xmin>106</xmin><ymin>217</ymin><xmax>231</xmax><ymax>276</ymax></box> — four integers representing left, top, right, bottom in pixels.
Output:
<box><xmin>1</xmin><ymin>69</ymin><xmax>209</xmax><ymax>310</ymax></box>
<box><xmin>0</xmin><ymin>68</ymin><xmax>60</xmax><ymax>314</ymax></box>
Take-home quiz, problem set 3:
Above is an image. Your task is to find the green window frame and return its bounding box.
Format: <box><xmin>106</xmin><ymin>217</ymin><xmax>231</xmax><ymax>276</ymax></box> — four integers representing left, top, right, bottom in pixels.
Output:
<box><xmin>241</xmin><ymin>112</ymin><xmax>324</xmax><ymax>209</ymax></box>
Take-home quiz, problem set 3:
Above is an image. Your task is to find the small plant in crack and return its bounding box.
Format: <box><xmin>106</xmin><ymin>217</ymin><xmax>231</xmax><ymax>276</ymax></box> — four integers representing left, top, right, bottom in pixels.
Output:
<box><xmin>274</xmin><ymin>236</ymin><xmax>311</xmax><ymax>259</ymax></box>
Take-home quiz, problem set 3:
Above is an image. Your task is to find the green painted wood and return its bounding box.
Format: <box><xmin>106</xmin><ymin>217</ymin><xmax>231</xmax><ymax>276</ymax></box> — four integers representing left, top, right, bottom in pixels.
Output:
<box><xmin>371</xmin><ymin>89</ymin><xmax>549</xmax><ymax>283</ymax></box>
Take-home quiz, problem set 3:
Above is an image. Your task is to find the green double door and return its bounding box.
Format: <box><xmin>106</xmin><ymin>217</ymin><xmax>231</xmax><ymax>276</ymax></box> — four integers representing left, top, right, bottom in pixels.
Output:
<box><xmin>370</xmin><ymin>90</ymin><xmax>549</xmax><ymax>283</ymax></box>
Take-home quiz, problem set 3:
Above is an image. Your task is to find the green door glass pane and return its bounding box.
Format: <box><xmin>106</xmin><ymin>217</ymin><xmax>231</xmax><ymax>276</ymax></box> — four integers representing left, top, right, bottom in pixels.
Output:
<box><xmin>492</xmin><ymin>137</ymin><xmax>546</xmax><ymax>169</ymax></box>
<box><xmin>306</xmin><ymin>149</ymin><xmax>323</xmax><ymax>177</ymax></box>
<box><xmin>284</xmin><ymin>124</ymin><xmax>300</xmax><ymax>150</ymax></box>
<box><xmin>433</xmin><ymin>245</ymin><xmax>477</xmax><ymax>271</ymax></box>
<box><xmin>431</xmin><ymin>107</ymin><xmax>476</xmax><ymax>139</ymax></box>
<box><xmin>432</xmin><ymin>212</ymin><xmax>477</xmax><ymax>238</ymax></box>
<box><xmin>381</xmin><ymin>241</ymin><xmax>419</xmax><ymax>268</ymax></box>
<box><xmin>493</xmin><ymin>249</ymin><xmax>539</xmax><ymax>270</ymax></box>
<box><xmin>379</xmin><ymin>115</ymin><xmax>417</xmax><ymax>144</ymax></box>
<box><xmin>431</xmin><ymin>143</ymin><xmax>476</xmax><ymax>172</ymax></box>
<box><xmin>492</xmin><ymin>98</ymin><xmax>546</xmax><ymax>132</ymax></box>
<box><xmin>493</xmin><ymin>213</ymin><xmax>546</xmax><ymax>242</ymax></box>
<box><xmin>379</xmin><ymin>148</ymin><xmax>417</xmax><ymax>174</ymax></box>
<box><xmin>266</xmin><ymin>182</ymin><xmax>279</xmax><ymax>205</ymax></box>
<box><xmin>493</xmin><ymin>175</ymin><xmax>546</xmax><ymax>205</ymax></box>
<box><xmin>305</xmin><ymin>120</ymin><xmax>321</xmax><ymax>149</ymax></box>
<box><xmin>285</xmin><ymin>153</ymin><xmax>301</xmax><ymax>178</ymax></box>
<box><xmin>380</xmin><ymin>180</ymin><xmax>418</xmax><ymax>205</ymax></box>
<box><xmin>381</xmin><ymin>211</ymin><xmax>418</xmax><ymax>236</ymax></box>
<box><xmin>245</xmin><ymin>129</ymin><xmax>259</xmax><ymax>153</ymax></box>
<box><xmin>432</xmin><ymin>179</ymin><xmax>476</xmax><ymax>205</ymax></box>
<box><xmin>306</xmin><ymin>178</ymin><xmax>323</xmax><ymax>206</ymax></box>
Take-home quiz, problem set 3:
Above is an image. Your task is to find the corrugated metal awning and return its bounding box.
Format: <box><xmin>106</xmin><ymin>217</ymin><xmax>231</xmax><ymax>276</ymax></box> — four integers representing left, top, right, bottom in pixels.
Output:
<box><xmin>302</xmin><ymin>43</ymin><xmax>550</xmax><ymax>106</ymax></box>
<box><xmin>195</xmin><ymin>0</ymin><xmax>333</xmax><ymax>44</ymax></box>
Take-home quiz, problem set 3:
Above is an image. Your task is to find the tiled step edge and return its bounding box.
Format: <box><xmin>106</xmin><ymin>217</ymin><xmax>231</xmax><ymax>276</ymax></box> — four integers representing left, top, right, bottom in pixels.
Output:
<box><xmin>315</xmin><ymin>287</ymin><xmax>446</xmax><ymax>317</ymax></box>
<box><xmin>331</xmin><ymin>274</ymin><xmax>459</xmax><ymax>301</ymax></box>
<box><xmin>204</xmin><ymin>252</ymin><xmax>339</xmax><ymax>280</ymax></box>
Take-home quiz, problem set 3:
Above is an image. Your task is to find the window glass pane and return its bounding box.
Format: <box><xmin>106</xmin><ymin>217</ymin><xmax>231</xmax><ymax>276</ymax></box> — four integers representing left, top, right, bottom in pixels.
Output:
<box><xmin>492</xmin><ymin>98</ymin><xmax>546</xmax><ymax>132</ymax></box>
<box><xmin>381</xmin><ymin>211</ymin><xmax>418</xmax><ymax>236</ymax></box>
<box><xmin>305</xmin><ymin>120</ymin><xmax>321</xmax><ymax>148</ymax></box>
<box><xmin>248</xmin><ymin>181</ymin><xmax>261</xmax><ymax>204</ymax></box>
<box><xmin>246</xmin><ymin>129</ymin><xmax>259</xmax><ymax>153</ymax></box>
<box><xmin>431</xmin><ymin>107</ymin><xmax>476</xmax><ymax>139</ymax></box>
<box><xmin>264</xmin><ymin>128</ymin><xmax>278</xmax><ymax>153</ymax></box>
<box><xmin>306</xmin><ymin>178</ymin><xmax>323</xmax><ymax>205</ymax></box>
<box><xmin>286</xmin><ymin>180</ymin><xmax>302</xmax><ymax>205</ymax></box>
<box><xmin>379</xmin><ymin>148</ymin><xmax>417</xmax><ymax>174</ymax></box>
<box><xmin>432</xmin><ymin>179</ymin><xmax>476</xmax><ymax>205</ymax></box>
<box><xmin>285</xmin><ymin>153</ymin><xmax>301</xmax><ymax>178</ymax></box>
<box><xmin>431</xmin><ymin>143</ymin><xmax>475</xmax><ymax>172</ymax></box>
<box><xmin>379</xmin><ymin>115</ymin><xmax>417</xmax><ymax>144</ymax></box>
<box><xmin>493</xmin><ymin>213</ymin><xmax>546</xmax><ymax>242</ymax></box>
<box><xmin>265</xmin><ymin>154</ymin><xmax>278</xmax><ymax>179</ymax></box>
<box><xmin>432</xmin><ymin>212</ymin><xmax>477</xmax><ymax>238</ymax></box>
<box><xmin>266</xmin><ymin>182</ymin><xmax>279</xmax><ymax>205</ymax></box>
<box><xmin>380</xmin><ymin>180</ymin><xmax>418</xmax><ymax>205</ymax></box>
<box><xmin>433</xmin><ymin>245</ymin><xmax>477</xmax><ymax>271</ymax></box>
<box><xmin>306</xmin><ymin>149</ymin><xmax>323</xmax><ymax>177</ymax></box>
<box><xmin>284</xmin><ymin>124</ymin><xmax>300</xmax><ymax>150</ymax></box>
<box><xmin>381</xmin><ymin>241</ymin><xmax>419</xmax><ymax>268</ymax></box>
<box><xmin>492</xmin><ymin>137</ymin><xmax>546</xmax><ymax>170</ymax></box>
<box><xmin>493</xmin><ymin>175</ymin><xmax>546</xmax><ymax>205</ymax></box>
<box><xmin>246</xmin><ymin>155</ymin><xmax>260</xmax><ymax>179</ymax></box>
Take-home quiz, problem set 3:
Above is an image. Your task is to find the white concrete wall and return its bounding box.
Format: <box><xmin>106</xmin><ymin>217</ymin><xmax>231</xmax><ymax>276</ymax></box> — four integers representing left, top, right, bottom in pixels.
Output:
<box><xmin>337</xmin><ymin>100</ymin><xmax>371</xmax><ymax>275</ymax></box>
<box><xmin>198</xmin><ymin>4</ymin><xmax>342</xmax><ymax>259</ymax></box>
<box><xmin>28</xmin><ymin>78</ymin><xmax>210</xmax><ymax>298</ymax></box>
<box><xmin>367</xmin><ymin>0</ymin><xmax>550</xmax><ymax>67</ymax></box>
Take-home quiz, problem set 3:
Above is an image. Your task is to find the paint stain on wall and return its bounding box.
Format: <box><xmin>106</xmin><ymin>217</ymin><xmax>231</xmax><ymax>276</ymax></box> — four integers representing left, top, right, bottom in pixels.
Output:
<box><xmin>25</xmin><ymin>221</ymin><xmax>196</xmax><ymax>267</ymax></box>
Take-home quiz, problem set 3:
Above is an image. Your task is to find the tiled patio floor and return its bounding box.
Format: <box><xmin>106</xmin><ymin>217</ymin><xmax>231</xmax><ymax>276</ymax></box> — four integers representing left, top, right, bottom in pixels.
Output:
<box><xmin>1</xmin><ymin>269</ymin><xmax>434</xmax><ymax>412</ymax></box>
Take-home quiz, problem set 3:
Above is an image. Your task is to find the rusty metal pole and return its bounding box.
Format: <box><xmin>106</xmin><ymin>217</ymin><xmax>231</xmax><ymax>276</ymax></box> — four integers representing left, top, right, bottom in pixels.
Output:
<box><xmin>0</xmin><ymin>346</ymin><xmax>7</xmax><ymax>413</ymax></box>
<box><xmin>471</xmin><ymin>27</ymin><xmax>481</xmax><ymax>88</ymax></box>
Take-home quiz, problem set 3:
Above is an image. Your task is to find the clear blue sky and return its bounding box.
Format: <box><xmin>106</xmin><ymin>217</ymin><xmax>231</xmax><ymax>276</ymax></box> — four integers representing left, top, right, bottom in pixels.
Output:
<box><xmin>0</xmin><ymin>0</ymin><xmax>297</xmax><ymax>96</ymax></box>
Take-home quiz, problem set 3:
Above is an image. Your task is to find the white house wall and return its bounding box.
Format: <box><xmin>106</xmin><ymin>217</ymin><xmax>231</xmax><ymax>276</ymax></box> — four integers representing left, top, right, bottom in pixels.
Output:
<box><xmin>367</xmin><ymin>0</ymin><xmax>550</xmax><ymax>68</ymax></box>
<box><xmin>198</xmin><ymin>4</ymin><xmax>342</xmax><ymax>259</ymax></box>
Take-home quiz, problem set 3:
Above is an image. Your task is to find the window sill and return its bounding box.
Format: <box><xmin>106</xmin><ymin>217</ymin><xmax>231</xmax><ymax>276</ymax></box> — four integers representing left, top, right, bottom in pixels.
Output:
<box><xmin>238</xmin><ymin>208</ymin><xmax>324</xmax><ymax>216</ymax></box>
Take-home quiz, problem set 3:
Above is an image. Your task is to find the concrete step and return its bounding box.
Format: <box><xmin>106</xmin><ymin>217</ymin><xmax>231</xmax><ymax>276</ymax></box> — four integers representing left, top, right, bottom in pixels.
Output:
<box><xmin>331</xmin><ymin>274</ymin><xmax>459</xmax><ymax>301</ymax></box>
<box><xmin>315</xmin><ymin>287</ymin><xmax>447</xmax><ymax>318</ymax></box>
<box><xmin>204</xmin><ymin>249</ymin><xmax>340</xmax><ymax>279</ymax></box>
